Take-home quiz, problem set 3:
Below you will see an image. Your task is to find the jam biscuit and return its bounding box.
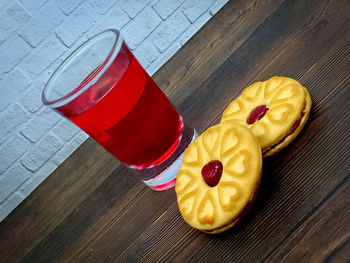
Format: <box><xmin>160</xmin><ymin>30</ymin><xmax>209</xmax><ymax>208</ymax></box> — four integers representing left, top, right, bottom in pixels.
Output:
<box><xmin>221</xmin><ymin>76</ymin><xmax>312</xmax><ymax>157</ymax></box>
<box><xmin>175</xmin><ymin>122</ymin><xmax>262</xmax><ymax>233</ymax></box>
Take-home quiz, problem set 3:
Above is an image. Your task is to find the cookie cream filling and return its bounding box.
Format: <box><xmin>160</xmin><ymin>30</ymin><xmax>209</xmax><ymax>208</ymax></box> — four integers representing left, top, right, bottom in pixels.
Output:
<box><xmin>263</xmin><ymin>106</ymin><xmax>306</xmax><ymax>155</ymax></box>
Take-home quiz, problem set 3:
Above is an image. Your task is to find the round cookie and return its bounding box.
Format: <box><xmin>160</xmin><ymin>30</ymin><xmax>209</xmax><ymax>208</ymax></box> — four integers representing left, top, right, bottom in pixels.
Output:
<box><xmin>221</xmin><ymin>76</ymin><xmax>312</xmax><ymax>157</ymax></box>
<box><xmin>175</xmin><ymin>122</ymin><xmax>262</xmax><ymax>233</ymax></box>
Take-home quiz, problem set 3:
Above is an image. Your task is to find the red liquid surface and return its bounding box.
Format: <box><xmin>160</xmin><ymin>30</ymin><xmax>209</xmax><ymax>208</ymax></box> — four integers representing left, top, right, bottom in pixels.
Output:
<box><xmin>57</xmin><ymin>42</ymin><xmax>182</xmax><ymax>168</ymax></box>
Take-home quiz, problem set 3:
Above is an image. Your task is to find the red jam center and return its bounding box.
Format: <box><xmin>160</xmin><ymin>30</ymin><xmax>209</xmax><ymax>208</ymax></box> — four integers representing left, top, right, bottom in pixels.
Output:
<box><xmin>247</xmin><ymin>105</ymin><xmax>269</xmax><ymax>124</ymax></box>
<box><xmin>201</xmin><ymin>160</ymin><xmax>223</xmax><ymax>187</ymax></box>
<box><xmin>288</xmin><ymin>111</ymin><xmax>305</xmax><ymax>135</ymax></box>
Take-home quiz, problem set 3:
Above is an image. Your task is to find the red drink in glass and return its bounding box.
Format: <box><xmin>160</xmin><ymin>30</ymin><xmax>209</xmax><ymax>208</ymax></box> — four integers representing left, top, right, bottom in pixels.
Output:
<box><xmin>42</xmin><ymin>29</ymin><xmax>195</xmax><ymax>191</ymax></box>
<box><xmin>57</xmin><ymin>42</ymin><xmax>183</xmax><ymax>168</ymax></box>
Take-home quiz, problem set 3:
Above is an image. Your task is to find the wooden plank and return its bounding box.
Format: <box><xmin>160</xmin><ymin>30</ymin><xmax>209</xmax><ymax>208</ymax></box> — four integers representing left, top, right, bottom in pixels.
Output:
<box><xmin>265</xmin><ymin>175</ymin><xmax>350</xmax><ymax>262</ymax></box>
<box><xmin>0</xmin><ymin>139</ymin><xmax>121</xmax><ymax>263</ymax></box>
<box><xmin>65</xmin><ymin>0</ymin><xmax>350</xmax><ymax>262</ymax></box>
<box><xmin>153</xmin><ymin>0</ymin><xmax>285</xmax><ymax>106</ymax></box>
<box><xmin>162</xmin><ymin>0</ymin><xmax>350</xmax><ymax>260</ymax></box>
<box><xmin>18</xmin><ymin>165</ymin><xmax>147</xmax><ymax>263</ymax></box>
<box><xmin>102</xmin><ymin>62</ymin><xmax>350</xmax><ymax>263</ymax></box>
<box><xmin>0</xmin><ymin>0</ymin><xmax>349</xmax><ymax>262</ymax></box>
<box><xmin>6</xmin><ymin>1</ymin><xmax>287</xmax><ymax>262</ymax></box>
<box><xmin>177</xmin><ymin>0</ymin><xmax>350</xmax><ymax>131</ymax></box>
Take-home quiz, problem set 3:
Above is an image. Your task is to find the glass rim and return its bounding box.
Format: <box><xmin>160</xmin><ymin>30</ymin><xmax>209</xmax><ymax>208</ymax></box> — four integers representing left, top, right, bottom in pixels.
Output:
<box><xmin>42</xmin><ymin>29</ymin><xmax>121</xmax><ymax>108</ymax></box>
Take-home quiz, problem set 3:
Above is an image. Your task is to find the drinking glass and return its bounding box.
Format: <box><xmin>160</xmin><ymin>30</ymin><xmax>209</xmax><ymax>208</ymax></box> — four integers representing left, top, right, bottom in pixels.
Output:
<box><xmin>42</xmin><ymin>29</ymin><xmax>197</xmax><ymax>191</ymax></box>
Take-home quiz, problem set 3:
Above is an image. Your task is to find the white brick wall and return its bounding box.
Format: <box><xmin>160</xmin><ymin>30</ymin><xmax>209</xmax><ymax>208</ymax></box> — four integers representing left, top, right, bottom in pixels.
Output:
<box><xmin>0</xmin><ymin>0</ymin><xmax>229</xmax><ymax>221</ymax></box>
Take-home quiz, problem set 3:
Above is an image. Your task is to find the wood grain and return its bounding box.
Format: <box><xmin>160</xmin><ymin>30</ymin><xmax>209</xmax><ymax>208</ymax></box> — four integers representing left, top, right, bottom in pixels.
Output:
<box><xmin>0</xmin><ymin>0</ymin><xmax>349</xmax><ymax>262</ymax></box>
<box><xmin>155</xmin><ymin>0</ymin><xmax>284</xmax><ymax>106</ymax></box>
<box><xmin>266</xmin><ymin>175</ymin><xmax>350</xmax><ymax>262</ymax></box>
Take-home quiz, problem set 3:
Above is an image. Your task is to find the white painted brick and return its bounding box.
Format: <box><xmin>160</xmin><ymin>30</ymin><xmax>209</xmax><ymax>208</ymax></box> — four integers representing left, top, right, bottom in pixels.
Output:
<box><xmin>181</xmin><ymin>0</ymin><xmax>215</xmax><ymax>23</ymax></box>
<box><xmin>0</xmin><ymin>77</ymin><xmax>5</xmax><ymax>111</ymax></box>
<box><xmin>0</xmin><ymin>192</ymin><xmax>25</xmax><ymax>222</ymax></box>
<box><xmin>28</xmin><ymin>0</ymin><xmax>48</xmax><ymax>8</ymax></box>
<box><xmin>147</xmin><ymin>42</ymin><xmax>182</xmax><ymax>76</ymax></box>
<box><xmin>52</xmin><ymin>131</ymin><xmax>87</xmax><ymax>165</ymax></box>
<box><xmin>57</xmin><ymin>0</ymin><xmax>84</xmax><ymax>14</ymax></box>
<box><xmin>38</xmin><ymin>2</ymin><xmax>66</xmax><ymax>29</ymax></box>
<box><xmin>0</xmin><ymin>3</ymin><xmax>31</xmax><ymax>43</ymax></box>
<box><xmin>150</xmin><ymin>11</ymin><xmax>190</xmax><ymax>53</ymax></box>
<box><xmin>21</xmin><ymin>108</ymin><xmax>61</xmax><ymax>143</ymax></box>
<box><xmin>52</xmin><ymin>119</ymin><xmax>80</xmax><ymax>142</ymax></box>
<box><xmin>88</xmin><ymin>0</ymin><xmax>115</xmax><ymax>15</ymax></box>
<box><xmin>0</xmin><ymin>134</ymin><xmax>31</xmax><ymax>174</ymax></box>
<box><xmin>18</xmin><ymin>18</ymin><xmax>51</xmax><ymax>47</ymax></box>
<box><xmin>19</xmin><ymin>0</ymin><xmax>47</xmax><ymax>11</ymax></box>
<box><xmin>43</xmin><ymin>58</ymin><xmax>64</xmax><ymax>78</ymax></box>
<box><xmin>179</xmin><ymin>11</ymin><xmax>212</xmax><ymax>45</ymax></box>
<box><xmin>75</xmin><ymin>130</ymin><xmax>89</xmax><ymax>142</ymax></box>
<box><xmin>134</xmin><ymin>41</ymin><xmax>160</xmax><ymax>68</ymax></box>
<box><xmin>55</xmin><ymin>3</ymin><xmax>97</xmax><ymax>47</ymax></box>
<box><xmin>0</xmin><ymin>0</ymin><xmax>220</xmax><ymax>222</ymax></box>
<box><xmin>0</xmin><ymin>164</ymin><xmax>31</xmax><ymax>202</ymax></box>
<box><xmin>73</xmin><ymin>131</ymin><xmax>89</xmax><ymax>146</ymax></box>
<box><xmin>0</xmin><ymin>0</ymin><xmax>8</xmax><ymax>10</ymax></box>
<box><xmin>20</xmin><ymin>84</ymin><xmax>44</xmax><ymax>113</ymax></box>
<box><xmin>20</xmin><ymin>34</ymin><xmax>66</xmax><ymax>78</ymax></box>
<box><xmin>52</xmin><ymin>142</ymin><xmax>76</xmax><ymax>165</ymax></box>
<box><xmin>0</xmin><ymin>35</ymin><xmax>31</xmax><ymax>74</ymax></box>
<box><xmin>152</xmin><ymin>0</ymin><xmax>185</xmax><ymax>20</ymax></box>
<box><xmin>0</xmin><ymin>104</ymin><xmax>30</xmax><ymax>143</ymax></box>
<box><xmin>63</xmin><ymin>35</ymin><xmax>89</xmax><ymax>54</ymax></box>
<box><xmin>87</xmin><ymin>5</ymin><xmax>130</xmax><ymax>38</ymax></box>
<box><xmin>0</xmin><ymin>68</ymin><xmax>31</xmax><ymax>111</ymax></box>
<box><xmin>21</xmin><ymin>134</ymin><xmax>63</xmax><ymax>172</ymax></box>
<box><xmin>120</xmin><ymin>0</ymin><xmax>150</xmax><ymax>18</ymax></box>
<box><xmin>210</xmin><ymin>0</ymin><xmax>229</xmax><ymax>15</ymax></box>
<box><xmin>20</xmin><ymin>68</ymin><xmax>54</xmax><ymax>113</ymax></box>
<box><xmin>20</xmin><ymin>161</ymin><xmax>57</xmax><ymax>196</ymax></box>
<box><xmin>121</xmin><ymin>7</ymin><xmax>161</xmax><ymax>49</ymax></box>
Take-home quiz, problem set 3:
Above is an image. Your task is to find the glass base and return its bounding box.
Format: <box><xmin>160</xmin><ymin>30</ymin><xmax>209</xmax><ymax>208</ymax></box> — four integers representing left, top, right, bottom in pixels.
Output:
<box><xmin>142</xmin><ymin>130</ymin><xmax>198</xmax><ymax>191</ymax></box>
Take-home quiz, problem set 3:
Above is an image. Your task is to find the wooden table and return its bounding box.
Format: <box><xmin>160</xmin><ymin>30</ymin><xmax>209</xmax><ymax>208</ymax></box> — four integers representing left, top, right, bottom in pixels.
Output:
<box><xmin>1</xmin><ymin>1</ymin><xmax>349</xmax><ymax>262</ymax></box>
